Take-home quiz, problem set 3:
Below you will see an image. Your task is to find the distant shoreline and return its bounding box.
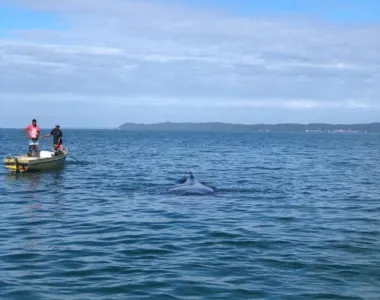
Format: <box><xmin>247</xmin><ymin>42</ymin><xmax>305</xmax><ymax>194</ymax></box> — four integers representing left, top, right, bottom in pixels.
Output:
<box><xmin>2</xmin><ymin>122</ymin><xmax>380</xmax><ymax>133</ymax></box>
<box><xmin>117</xmin><ymin>122</ymin><xmax>380</xmax><ymax>133</ymax></box>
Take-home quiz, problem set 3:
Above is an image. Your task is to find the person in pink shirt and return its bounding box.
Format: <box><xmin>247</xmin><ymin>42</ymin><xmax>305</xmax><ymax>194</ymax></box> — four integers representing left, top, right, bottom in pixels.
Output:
<box><xmin>23</xmin><ymin>119</ymin><xmax>41</xmax><ymax>157</ymax></box>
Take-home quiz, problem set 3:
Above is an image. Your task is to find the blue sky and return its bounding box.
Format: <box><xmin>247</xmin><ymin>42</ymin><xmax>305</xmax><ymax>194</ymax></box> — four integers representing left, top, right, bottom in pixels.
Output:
<box><xmin>3</xmin><ymin>0</ymin><xmax>379</xmax><ymax>29</ymax></box>
<box><xmin>172</xmin><ymin>0</ymin><xmax>380</xmax><ymax>23</ymax></box>
<box><xmin>0</xmin><ymin>3</ymin><xmax>65</xmax><ymax>36</ymax></box>
<box><xmin>0</xmin><ymin>0</ymin><xmax>379</xmax><ymax>128</ymax></box>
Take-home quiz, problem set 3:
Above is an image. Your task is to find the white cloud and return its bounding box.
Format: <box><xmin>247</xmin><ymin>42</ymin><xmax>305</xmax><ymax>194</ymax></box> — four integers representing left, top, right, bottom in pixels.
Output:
<box><xmin>0</xmin><ymin>0</ymin><xmax>379</xmax><ymax>126</ymax></box>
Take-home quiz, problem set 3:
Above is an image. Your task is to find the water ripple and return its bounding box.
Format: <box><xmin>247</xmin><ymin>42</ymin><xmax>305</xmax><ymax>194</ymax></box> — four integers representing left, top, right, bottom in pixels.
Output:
<box><xmin>1</xmin><ymin>130</ymin><xmax>380</xmax><ymax>299</ymax></box>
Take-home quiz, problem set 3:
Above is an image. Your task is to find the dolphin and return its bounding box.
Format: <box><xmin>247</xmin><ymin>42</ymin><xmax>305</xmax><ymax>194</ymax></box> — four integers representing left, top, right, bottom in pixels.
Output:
<box><xmin>168</xmin><ymin>172</ymin><xmax>215</xmax><ymax>195</ymax></box>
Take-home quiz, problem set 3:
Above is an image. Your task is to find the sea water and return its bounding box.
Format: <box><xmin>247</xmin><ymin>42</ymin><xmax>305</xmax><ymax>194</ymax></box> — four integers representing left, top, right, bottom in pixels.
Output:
<box><xmin>0</xmin><ymin>129</ymin><xmax>379</xmax><ymax>299</ymax></box>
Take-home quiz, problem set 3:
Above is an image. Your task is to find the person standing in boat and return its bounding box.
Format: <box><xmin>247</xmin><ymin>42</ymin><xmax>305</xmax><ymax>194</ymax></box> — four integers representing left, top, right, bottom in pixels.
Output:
<box><xmin>42</xmin><ymin>124</ymin><xmax>64</xmax><ymax>153</ymax></box>
<box><xmin>23</xmin><ymin>119</ymin><xmax>41</xmax><ymax>157</ymax></box>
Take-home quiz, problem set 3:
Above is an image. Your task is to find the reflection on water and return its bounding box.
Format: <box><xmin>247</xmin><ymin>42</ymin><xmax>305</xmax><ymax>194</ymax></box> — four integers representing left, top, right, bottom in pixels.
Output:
<box><xmin>4</xmin><ymin>170</ymin><xmax>63</xmax><ymax>185</ymax></box>
<box><xmin>3</xmin><ymin>170</ymin><xmax>66</xmax><ymax>203</ymax></box>
<box><xmin>4</xmin><ymin>172</ymin><xmax>41</xmax><ymax>184</ymax></box>
<box><xmin>2</xmin><ymin>170</ymin><xmax>66</xmax><ymax>252</ymax></box>
<box><xmin>3</xmin><ymin>172</ymin><xmax>43</xmax><ymax>205</ymax></box>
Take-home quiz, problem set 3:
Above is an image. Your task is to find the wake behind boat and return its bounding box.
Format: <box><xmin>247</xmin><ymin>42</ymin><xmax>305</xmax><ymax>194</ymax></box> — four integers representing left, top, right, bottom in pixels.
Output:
<box><xmin>3</xmin><ymin>148</ymin><xmax>68</xmax><ymax>173</ymax></box>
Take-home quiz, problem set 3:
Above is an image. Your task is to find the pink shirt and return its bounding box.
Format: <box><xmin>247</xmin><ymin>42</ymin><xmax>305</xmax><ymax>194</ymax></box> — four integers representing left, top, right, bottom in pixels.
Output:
<box><xmin>26</xmin><ymin>124</ymin><xmax>40</xmax><ymax>139</ymax></box>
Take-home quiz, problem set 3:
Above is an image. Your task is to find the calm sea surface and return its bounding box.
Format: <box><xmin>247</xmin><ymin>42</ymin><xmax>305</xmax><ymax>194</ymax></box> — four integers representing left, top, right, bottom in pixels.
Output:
<box><xmin>1</xmin><ymin>128</ymin><xmax>380</xmax><ymax>299</ymax></box>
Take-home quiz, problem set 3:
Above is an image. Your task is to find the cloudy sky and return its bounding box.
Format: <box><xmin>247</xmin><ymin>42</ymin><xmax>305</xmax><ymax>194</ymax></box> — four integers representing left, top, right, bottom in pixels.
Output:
<box><xmin>0</xmin><ymin>0</ymin><xmax>379</xmax><ymax>128</ymax></box>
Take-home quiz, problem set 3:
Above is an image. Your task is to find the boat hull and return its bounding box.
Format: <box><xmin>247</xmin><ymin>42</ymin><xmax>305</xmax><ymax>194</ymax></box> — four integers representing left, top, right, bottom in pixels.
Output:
<box><xmin>3</xmin><ymin>149</ymin><xmax>68</xmax><ymax>173</ymax></box>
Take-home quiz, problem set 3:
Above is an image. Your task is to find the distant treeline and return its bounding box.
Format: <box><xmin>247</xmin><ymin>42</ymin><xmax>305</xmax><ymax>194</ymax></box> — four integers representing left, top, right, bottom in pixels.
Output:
<box><xmin>118</xmin><ymin>122</ymin><xmax>380</xmax><ymax>133</ymax></box>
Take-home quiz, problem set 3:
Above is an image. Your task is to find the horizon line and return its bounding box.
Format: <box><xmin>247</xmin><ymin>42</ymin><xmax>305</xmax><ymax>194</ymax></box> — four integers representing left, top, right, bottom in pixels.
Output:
<box><xmin>2</xmin><ymin>121</ymin><xmax>380</xmax><ymax>130</ymax></box>
<box><xmin>118</xmin><ymin>121</ymin><xmax>380</xmax><ymax>126</ymax></box>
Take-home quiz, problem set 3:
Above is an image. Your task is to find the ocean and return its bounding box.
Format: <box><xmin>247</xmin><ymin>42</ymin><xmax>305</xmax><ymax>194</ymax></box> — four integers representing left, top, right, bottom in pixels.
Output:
<box><xmin>1</xmin><ymin>128</ymin><xmax>379</xmax><ymax>299</ymax></box>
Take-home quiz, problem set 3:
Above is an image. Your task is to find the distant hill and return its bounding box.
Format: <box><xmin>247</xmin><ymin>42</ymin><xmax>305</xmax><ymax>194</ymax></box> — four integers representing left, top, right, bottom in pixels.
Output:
<box><xmin>118</xmin><ymin>122</ymin><xmax>380</xmax><ymax>133</ymax></box>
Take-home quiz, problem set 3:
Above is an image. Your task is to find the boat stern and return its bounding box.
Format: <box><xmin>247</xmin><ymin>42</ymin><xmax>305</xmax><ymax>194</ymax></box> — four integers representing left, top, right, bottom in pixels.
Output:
<box><xmin>3</xmin><ymin>156</ymin><xmax>30</xmax><ymax>173</ymax></box>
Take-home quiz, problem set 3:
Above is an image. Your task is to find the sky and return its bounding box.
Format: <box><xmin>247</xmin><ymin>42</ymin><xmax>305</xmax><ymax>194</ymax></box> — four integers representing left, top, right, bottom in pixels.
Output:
<box><xmin>0</xmin><ymin>0</ymin><xmax>379</xmax><ymax>128</ymax></box>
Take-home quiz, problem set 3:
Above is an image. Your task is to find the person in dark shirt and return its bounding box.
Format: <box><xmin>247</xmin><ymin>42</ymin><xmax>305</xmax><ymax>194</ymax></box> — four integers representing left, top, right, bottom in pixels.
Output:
<box><xmin>42</xmin><ymin>124</ymin><xmax>64</xmax><ymax>152</ymax></box>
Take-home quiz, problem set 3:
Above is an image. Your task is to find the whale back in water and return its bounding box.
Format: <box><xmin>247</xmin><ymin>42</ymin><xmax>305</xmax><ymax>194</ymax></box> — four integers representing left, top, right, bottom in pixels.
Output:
<box><xmin>169</xmin><ymin>172</ymin><xmax>214</xmax><ymax>195</ymax></box>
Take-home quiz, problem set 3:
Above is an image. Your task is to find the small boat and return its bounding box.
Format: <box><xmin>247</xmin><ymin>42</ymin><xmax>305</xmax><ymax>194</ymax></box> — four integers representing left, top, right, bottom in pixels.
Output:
<box><xmin>3</xmin><ymin>148</ymin><xmax>68</xmax><ymax>173</ymax></box>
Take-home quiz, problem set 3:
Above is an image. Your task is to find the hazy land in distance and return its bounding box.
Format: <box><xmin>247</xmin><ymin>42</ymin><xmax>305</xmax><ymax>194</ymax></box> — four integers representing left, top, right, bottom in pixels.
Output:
<box><xmin>118</xmin><ymin>122</ymin><xmax>380</xmax><ymax>133</ymax></box>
